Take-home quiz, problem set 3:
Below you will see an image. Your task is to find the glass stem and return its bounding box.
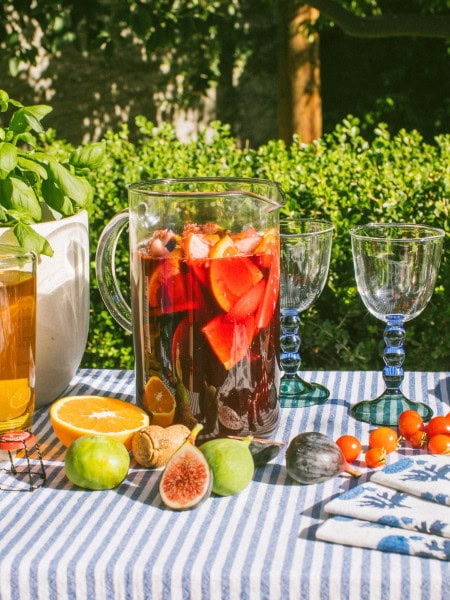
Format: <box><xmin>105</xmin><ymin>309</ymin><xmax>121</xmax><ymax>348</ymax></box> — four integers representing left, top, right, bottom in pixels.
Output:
<box><xmin>382</xmin><ymin>315</ymin><xmax>406</xmax><ymax>393</ymax></box>
<box><xmin>280</xmin><ymin>308</ymin><xmax>302</xmax><ymax>378</ymax></box>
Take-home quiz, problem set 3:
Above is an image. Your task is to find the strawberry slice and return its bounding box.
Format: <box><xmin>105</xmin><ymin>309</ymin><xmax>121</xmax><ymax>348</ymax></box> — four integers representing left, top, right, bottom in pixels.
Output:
<box><xmin>202</xmin><ymin>313</ymin><xmax>255</xmax><ymax>370</ymax></box>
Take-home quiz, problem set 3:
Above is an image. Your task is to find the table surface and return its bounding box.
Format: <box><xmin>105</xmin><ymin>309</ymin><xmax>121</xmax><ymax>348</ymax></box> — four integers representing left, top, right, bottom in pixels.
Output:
<box><xmin>1</xmin><ymin>369</ymin><xmax>449</xmax><ymax>600</ymax></box>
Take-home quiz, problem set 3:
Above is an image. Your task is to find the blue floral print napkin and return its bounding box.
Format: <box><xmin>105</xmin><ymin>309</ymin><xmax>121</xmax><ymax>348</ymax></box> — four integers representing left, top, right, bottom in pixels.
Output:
<box><xmin>323</xmin><ymin>481</ymin><xmax>450</xmax><ymax>538</ymax></box>
<box><xmin>315</xmin><ymin>455</ymin><xmax>450</xmax><ymax>559</ymax></box>
<box><xmin>370</xmin><ymin>455</ymin><xmax>450</xmax><ymax>506</ymax></box>
<box><xmin>316</xmin><ymin>515</ymin><xmax>450</xmax><ymax>561</ymax></box>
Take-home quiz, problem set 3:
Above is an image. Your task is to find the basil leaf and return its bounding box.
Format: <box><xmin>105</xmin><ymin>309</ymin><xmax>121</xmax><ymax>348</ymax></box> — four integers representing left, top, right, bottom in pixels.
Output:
<box><xmin>0</xmin><ymin>176</ymin><xmax>42</xmax><ymax>221</ymax></box>
<box><xmin>0</xmin><ymin>142</ymin><xmax>17</xmax><ymax>178</ymax></box>
<box><xmin>71</xmin><ymin>141</ymin><xmax>106</xmax><ymax>169</ymax></box>
<box><xmin>47</xmin><ymin>161</ymin><xmax>91</xmax><ymax>205</ymax></box>
<box><xmin>13</xmin><ymin>222</ymin><xmax>54</xmax><ymax>257</ymax></box>
<box><xmin>9</xmin><ymin>105</ymin><xmax>52</xmax><ymax>134</ymax></box>
<box><xmin>0</xmin><ymin>89</ymin><xmax>9</xmax><ymax>112</ymax></box>
<box><xmin>41</xmin><ymin>178</ymin><xmax>75</xmax><ymax>215</ymax></box>
<box><xmin>17</xmin><ymin>155</ymin><xmax>48</xmax><ymax>179</ymax></box>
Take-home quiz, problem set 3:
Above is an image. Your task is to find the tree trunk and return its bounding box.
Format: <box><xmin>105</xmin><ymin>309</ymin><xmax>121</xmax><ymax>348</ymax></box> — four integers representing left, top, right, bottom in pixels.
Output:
<box><xmin>278</xmin><ymin>3</ymin><xmax>322</xmax><ymax>144</ymax></box>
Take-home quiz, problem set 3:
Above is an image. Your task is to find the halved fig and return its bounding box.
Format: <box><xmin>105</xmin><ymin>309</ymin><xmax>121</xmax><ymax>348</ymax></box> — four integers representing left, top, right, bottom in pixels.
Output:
<box><xmin>159</xmin><ymin>424</ymin><xmax>212</xmax><ymax>510</ymax></box>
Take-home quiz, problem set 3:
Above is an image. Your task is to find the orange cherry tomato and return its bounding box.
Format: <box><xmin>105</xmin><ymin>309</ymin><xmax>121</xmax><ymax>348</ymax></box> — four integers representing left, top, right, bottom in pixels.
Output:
<box><xmin>368</xmin><ymin>427</ymin><xmax>399</xmax><ymax>454</ymax></box>
<box><xmin>408</xmin><ymin>430</ymin><xmax>428</xmax><ymax>449</ymax></box>
<box><xmin>426</xmin><ymin>416</ymin><xmax>450</xmax><ymax>439</ymax></box>
<box><xmin>336</xmin><ymin>435</ymin><xmax>363</xmax><ymax>463</ymax></box>
<box><xmin>365</xmin><ymin>447</ymin><xmax>387</xmax><ymax>468</ymax></box>
<box><xmin>428</xmin><ymin>434</ymin><xmax>450</xmax><ymax>455</ymax></box>
<box><xmin>398</xmin><ymin>410</ymin><xmax>424</xmax><ymax>439</ymax></box>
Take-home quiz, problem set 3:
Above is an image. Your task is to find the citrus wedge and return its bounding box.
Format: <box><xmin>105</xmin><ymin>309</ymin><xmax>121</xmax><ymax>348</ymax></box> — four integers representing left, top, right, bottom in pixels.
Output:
<box><xmin>202</xmin><ymin>313</ymin><xmax>255</xmax><ymax>370</ymax></box>
<box><xmin>142</xmin><ymin>376</ymin><xmax>176</xmax><ymax>427</ymax></box>
<box><xmin>0</xmin><ymin>378</ymin><xmax>33</xmax><ymax>421</ymax></box>
<box><xmin>210</xmin><ymin>255</ymin><xmax>263</xmax><ymax>312</ymax></box>
<box><xmin>210</xmin><ymin>235</ymin><xmax>237</xmax><ymax>259</ymax></box>
<box><xmin>50</xmin><ymin>395</ymin><xmax>149</xmax><ymax>450</ymax></box>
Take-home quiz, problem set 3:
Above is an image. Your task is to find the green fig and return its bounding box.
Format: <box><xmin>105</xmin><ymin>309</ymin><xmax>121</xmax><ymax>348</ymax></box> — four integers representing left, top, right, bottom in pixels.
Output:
<box><xmin>199</xmin><ymin>436</ymin><xmax>254</xmax><ymax>496</ymax></box>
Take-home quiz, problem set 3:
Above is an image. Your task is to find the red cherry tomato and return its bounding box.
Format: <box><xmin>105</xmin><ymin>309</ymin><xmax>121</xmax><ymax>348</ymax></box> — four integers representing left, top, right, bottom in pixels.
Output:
<box><xmin>336</xmin><ymin>435</ymin><xmax>363</xmax><ymax>463</ymax></box>
<box><xmin>365</xmin><ymin>447</ymin><xmax>387</xmax><ymax>468</ymax></box>
<box><xmin>398</xmin><ymin>410</ymin><xmax>424</xmax><ymax>439</ymax></box>
<box><xmin>368</xmin><ymin>427</ymin><xmax>399</xmax><ymax>454</ymax></box>
<box><xmin>408</xmin><ymin>430</ymin><xmax>428</xmax><ymax>449</ymax></box>
<box><xmin>426</xmin><ymin>416</ymin><xmax>450</xmax><ymax>438</ymax></box>
<box><xmin>428</xmin><ymin>434</ymin><xmax>450</xmax><ymax>455</ymax></box>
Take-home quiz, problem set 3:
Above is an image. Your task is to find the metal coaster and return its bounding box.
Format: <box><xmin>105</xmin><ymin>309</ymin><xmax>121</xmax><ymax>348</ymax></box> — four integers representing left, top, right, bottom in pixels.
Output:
<box><xmin>0</xmin><ymin>431</ymin><xmax>46</xmax><ymax>491</ymax></box>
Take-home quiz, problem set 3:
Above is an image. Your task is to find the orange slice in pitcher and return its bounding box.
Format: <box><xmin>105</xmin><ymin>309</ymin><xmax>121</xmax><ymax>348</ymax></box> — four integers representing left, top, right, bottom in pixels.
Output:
<box><xmin>50</xmin><ymin>395</ymin><xmax>149</xmax><ymax>450</ymax></box>
<box><xmin>255</xmin><ymin>253</ymin><xmax>280</xmax><ymax>329</ymax></box>
<box><xmin>226</xmin><ymin>278</ymin><xmax>265</xmax><ymax>321</ymax></box>
<box><xmin>142</xmin><ymin>376</ymin><xmax>176</xmax><ymax>427</ymax></box>
<box><xmin>202</xmin><ymin>313</ymin><xmax>255</xmax><ymax>370</ymax></box>
<box><xmin>210</xmin><ymin>255</ymin><xmax>263</xmax><ymax>312</ymax></box>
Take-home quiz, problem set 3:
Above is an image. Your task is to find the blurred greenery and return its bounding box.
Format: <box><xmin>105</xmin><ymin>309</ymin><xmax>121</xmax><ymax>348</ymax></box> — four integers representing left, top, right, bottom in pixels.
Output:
<box><xmin>82</xmin><ymin>116</ymin><xmax>449</xmax><ymax>373</ymax></box>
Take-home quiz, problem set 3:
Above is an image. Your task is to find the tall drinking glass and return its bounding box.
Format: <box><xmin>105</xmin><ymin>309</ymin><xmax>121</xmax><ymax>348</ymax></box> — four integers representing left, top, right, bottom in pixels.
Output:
<box><xmin>350</xmin><ymin>223</ymin><xmax>445</xmax><ymax>425</ymax></box>
<box><xmin>0</xmin><ymin>245</ymin><xmax>37</xmax><ymax>434</ymax></box>
<box><xmin>280</xmin><ymin>218</ymin><xmax>334</xmax><ymax>407</ymax></box>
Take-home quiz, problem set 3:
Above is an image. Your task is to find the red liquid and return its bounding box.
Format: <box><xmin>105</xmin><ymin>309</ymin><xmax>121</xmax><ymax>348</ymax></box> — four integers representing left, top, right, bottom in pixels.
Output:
<box><xmin>133</xmin><ymin>226</ymin><xmax>280</xmax><ymax>439</ymax></box>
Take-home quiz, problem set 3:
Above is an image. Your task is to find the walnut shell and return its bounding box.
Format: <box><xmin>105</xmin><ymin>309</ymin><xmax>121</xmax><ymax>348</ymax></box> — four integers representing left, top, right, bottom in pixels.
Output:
<box><xmin>132</xmin><ymin>424</ymin><xmax>190</xmax><ymax>468</ymax></box>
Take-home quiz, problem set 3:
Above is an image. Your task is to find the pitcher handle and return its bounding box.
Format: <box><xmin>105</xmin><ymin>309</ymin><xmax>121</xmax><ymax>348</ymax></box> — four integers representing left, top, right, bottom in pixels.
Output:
<box><xmin>95</xmin><ymin>209</ymin><xmax>132</xmax><ymax>333</ymax></box>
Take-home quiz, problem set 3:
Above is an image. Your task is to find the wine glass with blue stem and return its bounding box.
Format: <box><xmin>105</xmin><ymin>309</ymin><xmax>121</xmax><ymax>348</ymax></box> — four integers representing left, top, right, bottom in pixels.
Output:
<box><xmin>350</xmin><ymin>223</ymin><xmax>445</xmax><ymax>425</ymax></box>
<box><xmin>280</xmin><ymin>218</ymin><xmax>334</xmax><ymax>407</ymax></box>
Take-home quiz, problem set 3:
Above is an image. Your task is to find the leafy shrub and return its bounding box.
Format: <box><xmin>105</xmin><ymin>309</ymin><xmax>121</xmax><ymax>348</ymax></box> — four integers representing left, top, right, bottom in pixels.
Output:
<box><xmin>84</xmin><ymin>116</ymin><xmax>449</xmax><ymax>373</ymax></box>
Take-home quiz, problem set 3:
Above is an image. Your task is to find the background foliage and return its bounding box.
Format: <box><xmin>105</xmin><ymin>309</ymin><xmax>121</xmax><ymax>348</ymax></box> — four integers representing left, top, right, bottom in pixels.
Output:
<box><xmin>81</xmin><ymin>116</ymin><xmax>449</xmax><ymax>373</ymax></box>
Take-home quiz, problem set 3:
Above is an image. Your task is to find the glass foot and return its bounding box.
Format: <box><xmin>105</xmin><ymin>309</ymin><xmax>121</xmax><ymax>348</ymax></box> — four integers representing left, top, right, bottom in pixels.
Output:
<box><xmin>280</xmin><ymin>375</ymin><xmax>330</xmax><ymax>408</ymax></box>
<box><xmin>350</xmin><ymin>390</ymin><xmax>433</xmax><ymax>426</ymax></box>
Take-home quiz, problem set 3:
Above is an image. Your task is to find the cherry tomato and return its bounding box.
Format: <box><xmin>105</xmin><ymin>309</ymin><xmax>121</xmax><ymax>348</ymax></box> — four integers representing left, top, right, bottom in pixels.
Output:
<box><xmin>398</xmin><ymin>410</ymin><xmax>424</xmax><ymax>439</ymax></box>
<box><xmin>408</xmin><ymin>430</ymin><xmax>428</xmax><ymax>449</ymax></box>
<box><xmin>365</xmin><ymin>447</ymin><xmax>387</xmax><ymax>468</ymax></box>
<box><xmin>428</xmin><ymin>434</ymin><xmax>450</xmax><ymax>455</ymax></box>
<box><xmin>336</xmin><ymin>435</ymin><xmax>363</xmax><ymax>463</ymax></box>
<box><xmin>368</xmin><ymin>427</ymin><xmax>399</xmax><ymax>454</ymax></box>
<box><xmin>426</xmin><ymin>416</ymin><xmax>450</xmax><ymax>438</ymax></box>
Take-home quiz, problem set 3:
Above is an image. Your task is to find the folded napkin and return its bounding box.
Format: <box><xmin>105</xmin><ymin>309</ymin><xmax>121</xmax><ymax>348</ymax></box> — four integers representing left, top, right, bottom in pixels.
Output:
<box><xmin>316</xmin><ymin>515</ymin><xmax>450</xmax><ymax>561</ymax></box>
<box><xmin>371</xmin><ymin>455</ymin><xmax>450</xmax><ymax>506</ymax></box>
<box><xmin>324</xmin><ymin>481</ymin><xmax>450</xmax><ymax>538</ymax></box>
<box><xmin>315</xmin><ymin>455</ymin><xmax>450</xmax><ymax>560</ymax></box>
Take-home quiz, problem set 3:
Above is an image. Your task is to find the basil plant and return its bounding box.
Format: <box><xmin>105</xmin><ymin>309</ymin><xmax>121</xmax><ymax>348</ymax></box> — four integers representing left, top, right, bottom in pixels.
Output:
<box><xmin>0</xmin><ymin>89</ymin><xmax>105</xmax><ymax>256</ymax></box>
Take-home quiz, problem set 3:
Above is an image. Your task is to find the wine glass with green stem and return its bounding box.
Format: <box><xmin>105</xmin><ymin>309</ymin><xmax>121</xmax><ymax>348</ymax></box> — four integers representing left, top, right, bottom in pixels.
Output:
<box><xmin>350</xmin><ymin>223</ymin><xmax>445</xmax><ymax>425</ymax></box>
<box><xmin>280</xmin><ymin>218</ymin><xmax>334</xmax><ymax>407</ymax></box>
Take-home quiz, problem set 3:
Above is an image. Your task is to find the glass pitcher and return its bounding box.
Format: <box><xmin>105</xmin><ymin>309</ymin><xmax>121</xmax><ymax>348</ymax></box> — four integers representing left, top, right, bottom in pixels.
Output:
<box><xmin>96</xmin><ymin>177</ymin><xmax>284</xmax><ymax>439</ymax></box>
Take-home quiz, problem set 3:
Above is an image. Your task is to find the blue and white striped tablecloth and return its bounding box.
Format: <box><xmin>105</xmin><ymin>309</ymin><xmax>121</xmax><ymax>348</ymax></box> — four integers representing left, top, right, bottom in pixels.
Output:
<box><xmin>1</xmin><ymin>370</ymin><xmax>449</xmax><ymax>600</ymax></box>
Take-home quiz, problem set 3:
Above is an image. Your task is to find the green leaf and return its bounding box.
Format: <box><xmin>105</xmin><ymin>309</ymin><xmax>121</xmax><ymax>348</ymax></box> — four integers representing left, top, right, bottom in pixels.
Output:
<box><xmin>47</xmin><ymin>161</ymin><xmax>91</xmax><ymax>205</ymax></box>
<box><xmin>0</xmin><ymin>177</ymin><xmax>42</xmax><ymax>221</ymax></box>
<box><xmin>71</xmin><ymin>141</ymin><xmax>106</xmax><ymax>169</ymax></box>
<box><xmin>13</xmin><ymin>222</ymin><xmax>54</xmax><ymax>257</ymax></box>
<box><xmin>0</xmin><ymin>142</ymin><xmax>17</xmax><ymax>178</ymax></box>
<box><xmin>9</xmin><ymin>105</ymin><xmax>53</xmax><ymax>134</ymax></box>
<box><xmin>0</xmin><ymin>90</ymin><xmax>9</xmax><ymax>112</ymax></box>
<box><xmin>16</xmin><ymin>155</ymin><xmax>48</xmax><ymax>179</ymax></box>
<box><xmin>41</xmin><ymin>178</ymin><xmax>75</xmax><ymax>215</ymax></box>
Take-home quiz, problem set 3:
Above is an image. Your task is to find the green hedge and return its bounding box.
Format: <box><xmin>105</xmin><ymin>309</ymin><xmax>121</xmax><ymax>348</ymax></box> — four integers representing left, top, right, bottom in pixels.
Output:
<box><xmin>84</xmin><ymin>116</ymin><xmax>449</xmax><ymax>373</ymax></box>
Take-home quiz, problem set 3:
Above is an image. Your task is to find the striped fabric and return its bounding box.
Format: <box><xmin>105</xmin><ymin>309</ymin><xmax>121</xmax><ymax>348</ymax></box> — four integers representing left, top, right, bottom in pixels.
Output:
<box><xmin>0</xmin><ymin>370</ymin><xmax>449</xmax><ymax>600</ymax></box>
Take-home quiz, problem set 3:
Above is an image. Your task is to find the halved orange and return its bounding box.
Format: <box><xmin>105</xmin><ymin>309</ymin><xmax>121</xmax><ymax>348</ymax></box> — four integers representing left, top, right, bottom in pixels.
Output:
<box><xmin>50</xmin><ymin>395</ymin><xmax>150</xmax><ymax>450</ymax></box>
<box><xmin>141</xmin><ymin>376</ymin><xmax>176</xmax><ymax>427</ymax></box>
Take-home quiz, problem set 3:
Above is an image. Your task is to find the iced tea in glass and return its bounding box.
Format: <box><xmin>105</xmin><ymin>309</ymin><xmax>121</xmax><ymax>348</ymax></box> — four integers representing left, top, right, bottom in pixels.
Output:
<box><xmin>0</xmin><ymin>247</ymin><xmax>36</xmax><ymax>433</ymax></box>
